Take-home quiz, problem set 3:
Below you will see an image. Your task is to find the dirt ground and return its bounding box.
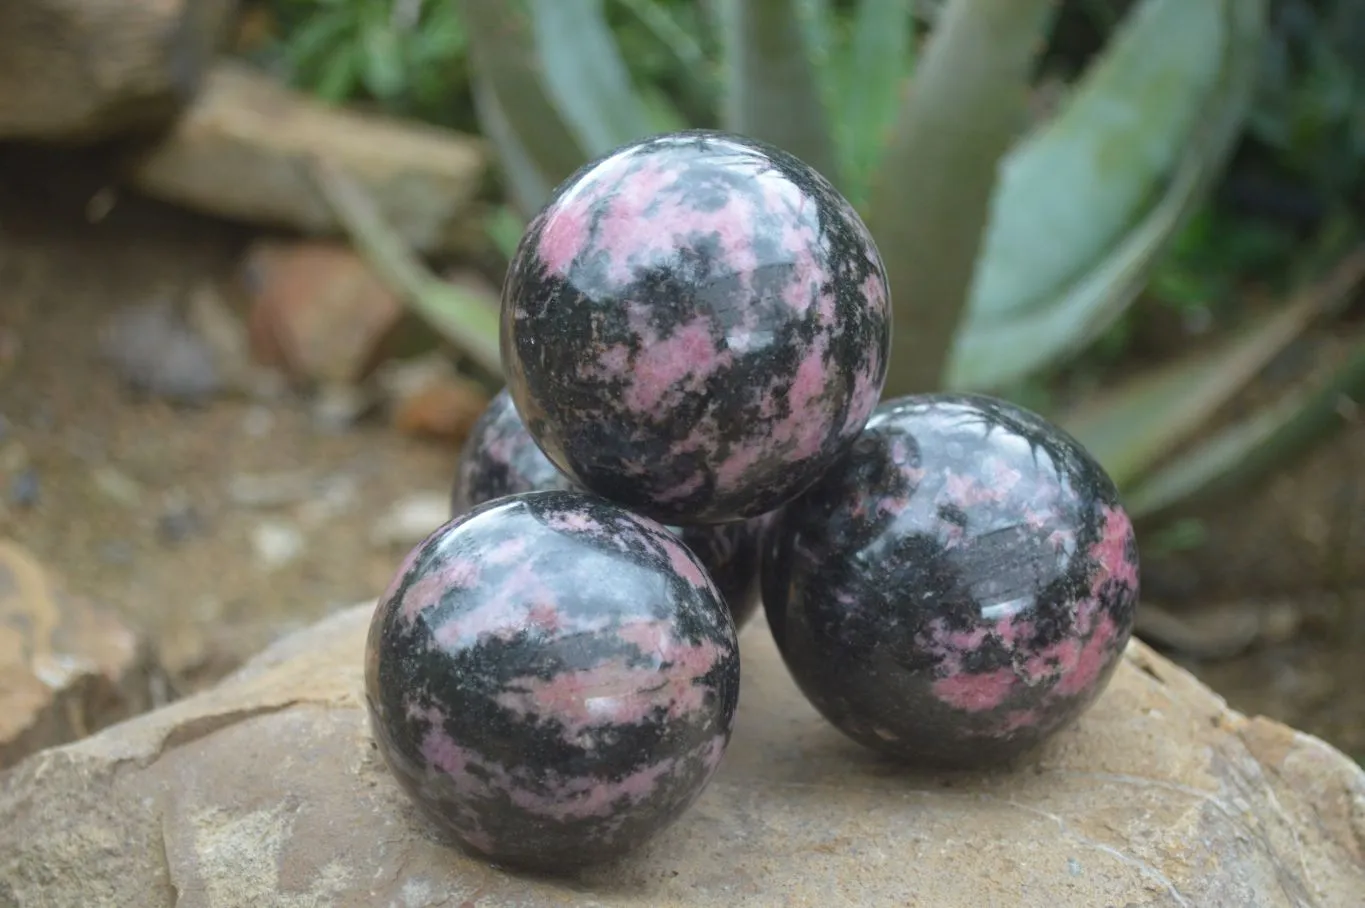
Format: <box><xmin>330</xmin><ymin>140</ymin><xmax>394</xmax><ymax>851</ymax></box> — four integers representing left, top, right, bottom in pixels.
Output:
<box><xmin>2</xmin><ymin>150</ymin><xmax>1362</xmax><ymax>760</ymax></box>
<box><xmin>0</xmin><ymin>152</ymin><xmax>461</xmax><ymax>693</ymax></box>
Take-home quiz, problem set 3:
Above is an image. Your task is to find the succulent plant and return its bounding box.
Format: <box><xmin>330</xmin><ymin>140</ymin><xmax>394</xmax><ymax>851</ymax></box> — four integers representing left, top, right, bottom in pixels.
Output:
<box><xmin>314</xmin><ymin>0</ymin><xmax>1365</xmax><ymax>547</ymax></box>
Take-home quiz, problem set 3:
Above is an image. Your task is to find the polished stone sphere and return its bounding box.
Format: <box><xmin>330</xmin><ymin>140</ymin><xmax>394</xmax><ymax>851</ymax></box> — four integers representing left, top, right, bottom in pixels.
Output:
<box><xmin>502</xmin><ymin>129</ymin><xmax>891</xmax><ymax>525</ymax></box>
<box><xmin>366</xmin><ymin>490</ymin><xmax>740</xmax><ymax>870</ymax></box>
<box><xmin>763</xmin><ymin>393</ymin><xmax>1140</xmax><ymax>768</ymax></box>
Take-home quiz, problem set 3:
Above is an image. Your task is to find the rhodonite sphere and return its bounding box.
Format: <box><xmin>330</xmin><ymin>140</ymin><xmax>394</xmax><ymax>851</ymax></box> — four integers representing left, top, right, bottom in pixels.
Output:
<box><xmin>762</xmin><ymin>393</ymin><xmax>1140</xmax><ymax>768</ymax></box>
<box><xmin>451</xmin><ymin>387</ymin><xmax>765</xmax><ymax>628</ymax></box>
<box><xmin>366</xmin><ymin>490</ymin><xmax>741</xmax><ymax>870</ymax></box>
<box><xmin>501</xmin><ymin>129</ymin><xmax>892</xmax><ymax>525</ymax></box>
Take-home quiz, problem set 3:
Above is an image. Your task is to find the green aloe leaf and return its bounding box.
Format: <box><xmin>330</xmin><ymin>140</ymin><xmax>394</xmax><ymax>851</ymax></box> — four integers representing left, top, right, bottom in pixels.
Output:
<box><xmin>309</xmin><ymin>160</ymin><xmax>503</xmax><ymax>377</ymax></box>
<box><xmin>529</xmin><ymin>0</ymin><xmax>655</xmax><ymax>157</ymax></box>
<box><xmin>612</xmin><ymin>0</ymin><xmax>720</xmax><ymax>119</ymax></box>
<box><xmin>719</xmin><ymin>0</ymin><xmax>839</xmax><ymax>181</ymax></box>
<box><xmin>829</xmin><ymin>0</ymin><xmax>914</xmax><ymax>209</ymax></box>
<box><xmin>866</xmin><ymin>0</ymin><xmax>1060</xmax><ymax>397</ymax></box>
<box><xmin>946</xmin><ymin>0</ymin><xmax>1268</xmax><ymax>391</ymax></box>
<box><xmin>1125</xmin><ymin>333</ymin><xmax>1365</xmax><ymax>523</ymax></box>
<box><xmin>458</xmin><ymin>0</ymin><xmax>590</xmax><ymax>215</ymax></box>
<box><xmin>1059</xmin><ymin>245</ymin><xmax>1365</xmax><ymax>489</ymax></box>
<box><xmin>471</xmin><ymin>74</ymin><xmax>558</xmax><ymax>219</ymax></box>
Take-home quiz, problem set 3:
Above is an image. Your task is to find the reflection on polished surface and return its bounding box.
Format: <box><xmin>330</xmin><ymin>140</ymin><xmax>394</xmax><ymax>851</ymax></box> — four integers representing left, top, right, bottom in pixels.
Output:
<box><xmin>763</xmin><ymin>392</ymin><xmax>1141</xmax><ymax>768</ymax></box>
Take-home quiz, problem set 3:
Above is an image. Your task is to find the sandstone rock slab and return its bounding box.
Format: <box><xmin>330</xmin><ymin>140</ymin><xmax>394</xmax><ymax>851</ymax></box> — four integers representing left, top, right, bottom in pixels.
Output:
<box><xmin>0</xmin><ymin>539</ymin><xmax>153</xmax><ymax>770</ymax></box>
<box><xmin>0</xmin><ymin>0</ymin><xmax>235</xmax><ymax>141</ymax></box>
<box><xmin>129</xmin><ymin>61</ymin><xmax>489</xmax><ymax>257</ymax></box>
<box><xmin>1</xmin><ymin>602</ymin><xmax>1362</xmax><ymax>907</ymax></box>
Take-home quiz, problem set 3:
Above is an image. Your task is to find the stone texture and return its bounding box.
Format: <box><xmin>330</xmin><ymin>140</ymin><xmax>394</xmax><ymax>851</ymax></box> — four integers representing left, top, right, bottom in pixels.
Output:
<box><xmin>0</xmin><ymin>0</ymin><xmax>235</xmax><ymax>141</ymax></box>
<box><xmin>0</xmin><ymin>539</ymin><xmax>153</xmax><ymax>770</ymax></box>
<box><xmin>1</xmin><ymin>601</ymin><xmax>1362</xmax><ymax>907</ymax></box>
<box><xmin>240</xmin><ymin>239</ymin><xmax>405</xmax><ymax>386</ymax></box>
<box><xmin>129</xmin><ymin>61</ymin><xmax>489</xmax><ymax>257</ymax></box>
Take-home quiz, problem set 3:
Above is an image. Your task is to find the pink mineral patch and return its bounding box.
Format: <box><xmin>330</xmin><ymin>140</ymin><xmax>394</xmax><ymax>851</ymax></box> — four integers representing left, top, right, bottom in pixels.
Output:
<box><xmin>545</xmin><ymin>510</ymin><xmax>606</xmax><ymax>535</ymax></box>
<box><xmin>1089</xmin><ymin>504</ymin><xmax>1139</xmax><ymax>592</ymax></box>
<box><xmin>840</xmin><ymin>362</ymin><xmax>884</xmax><ymax>437</ymax></box>
<box><xmin>713</xmin><ymin>441</ymin><xmax>767</xmax><ymax>495</ymax></box>
<box><xmin>664</xmin><ymin>542</ymin><xmax>711</xmax><ymax>589</ymax></box>
<box><xmin>622</xmin><ymin>313</ymin><xmax>733</xmax><ymax>414</ymax></box>
<box><xmin>509</xmin><ymin>758</ymin><xmax>677</xmax><ymax>821</ymax></box>
<box><xmin>430</xmin><ymin>561</ymin><xmax>560</xmax><ymax>645</ymax></box>
<box><xmin>399</xmin><ymin>557</ymin><xmax>481</xmax><ymax>624</ymax></box>
<box><xmin>1053</xmin><ymin>613</ymin><xmax>1118</xmax><ymax>697</ymax></box>
<box><xmin>495</xmin><ymin>634</ymin><xmax>724</xmax><ymax>745</ymax></box>
<box><xmin>932</xmin><ymin>667</ymin><xmax>1018</xmax><ymax>712</ymax></box>
<box><xmin>537</xmin><ymin>187</ymin><xmax>597</xmax><ymax>277</ymax></box>
<box><xmin>1001</xmin><ymin>708</ymin><xmax>1042</xmax><ymax>732</ymax></box>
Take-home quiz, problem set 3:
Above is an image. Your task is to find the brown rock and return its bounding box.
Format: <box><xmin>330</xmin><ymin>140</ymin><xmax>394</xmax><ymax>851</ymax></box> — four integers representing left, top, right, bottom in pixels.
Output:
<box><xmin>378</xmin><ymin>352</ymin><xmax>493</xmax><ymax>445</ymax></box>
<box><xmin>0</xmin><ymin>0</ymin><xmax>236</xmax><ymax>142</ymax></box>
<box><xmin>0</xmin><ymin>539</ymin><xmax>152</xmax><ymax>770</ymax></box>
<box><xmin>241</xmin><ymin>239</ymin><xmax>406</xmax><ymax>386</ymax></box>
<box><xmin>129</xmin><ymin>61</ymin><xmax>489</xmax><ymax>257</ymax></box>
<box><xmin>390</xmin><ymin>379</ymin><xmax>490</xmax><ymax>444</ymax></box>
<box><xmin>2</xmin><ymin>604</ymin><xmax>1362</xmax><ymax>907</ymax></box>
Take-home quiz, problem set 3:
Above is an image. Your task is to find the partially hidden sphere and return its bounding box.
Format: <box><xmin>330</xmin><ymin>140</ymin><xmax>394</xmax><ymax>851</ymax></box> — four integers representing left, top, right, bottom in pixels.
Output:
<box><xmin>762</xmin><ymin>393</ymin><xmax>1140</xmax><ymax>768</ymax></box>
<box><xmin>366</xmin><ymin>490</ymin><xmax>741</xmax><ymax>870</ymax></box>
<box><xmin>501</xmin><ymin>129</ymin><xmax>892</xmax><ymax>525</ymax></box>
<box><xmin>452</xmin><ymin>388</ymin><xmax>767</xmax><ymax>628</ymax></box>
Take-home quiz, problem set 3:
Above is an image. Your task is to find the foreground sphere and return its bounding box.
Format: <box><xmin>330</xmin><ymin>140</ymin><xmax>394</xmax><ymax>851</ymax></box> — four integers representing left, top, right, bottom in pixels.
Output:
<box><xmin>451</xmin><ymin>388</ymin><xmax>765</xmax><ymax>628</ymax></box>
<box><xmin>502</xmin><ymin>129</ymin><xmax>892</xmax><ymax>525</ymax></box>
<box><xmin>763</xmin><ymin>393</ymin><xmax>1140</xmax><ymax>768</ymax></box>
<box><xmin>366</xmin><ymin>490</ymin><xmax>741</xmax><ymax>870</ymax></box>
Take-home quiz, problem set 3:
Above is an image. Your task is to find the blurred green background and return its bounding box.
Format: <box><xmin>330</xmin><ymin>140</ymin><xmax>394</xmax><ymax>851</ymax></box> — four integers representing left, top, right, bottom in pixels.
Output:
<box><xmin>237</xmin><ymin>0</ymin><xmax>1365</xmax><ymax>562</ymax></box>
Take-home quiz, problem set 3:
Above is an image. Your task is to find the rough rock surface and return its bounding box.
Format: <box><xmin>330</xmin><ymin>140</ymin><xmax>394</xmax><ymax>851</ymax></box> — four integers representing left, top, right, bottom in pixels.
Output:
<box><xmin>2</xmin><ymin>602</ymin><xmax>1362</xmax><ymax>907</ymax></box>
<box><xmin>129</xmin><ymin>61</ymin><xmax>489</xmax><ymax>257</ymax></box>
<box><xmin>0</xmin><ymin>540</ymin><xmax>153</xmax><ymax>770</ymax></box>
<box><xmin>0</xmin><ymin>0</ymin><xmax>235</xmax><ymax>141</ymax></box>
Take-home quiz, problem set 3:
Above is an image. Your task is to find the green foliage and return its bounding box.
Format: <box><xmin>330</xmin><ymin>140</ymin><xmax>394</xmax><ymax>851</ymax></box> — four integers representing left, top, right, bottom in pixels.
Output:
<box><xmin>267</xmin><ymin>0</ymin><xmax>472</xmax><ymax>127</ymax></box>
<box><xmin>280</xmin><ymin>0</ymin><xmax>1365</xmax><ymax>542</ymax></box>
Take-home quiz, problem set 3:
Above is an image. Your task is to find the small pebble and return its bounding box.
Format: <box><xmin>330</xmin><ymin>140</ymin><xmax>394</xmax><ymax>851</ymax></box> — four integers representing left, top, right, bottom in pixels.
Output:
<box><xmin>99</xmin><ymin>299</ymin><xmax>223</xmax><ymax>405</ymax></box>
<box><xmin>295</xmin><ymin>476</ymin><xmax>358</xmax><ymax>526</ymax></box>
<box><xmin>311</xmin><ymin>383</ymin><xmax>378</xmax><ymax>432</ymax></box>
<box><xmin>241</xmin><ymin>406</ymin><xmax>276</xmax><ymax>437</ymax></box>
<box><xmin>251</xmin><ymin>520</ymin><xmax>305</xmax><ymax>570</ymax></box>
<box><xmin>227</xmin><ymin>470</ymin><xmax>320</xmax><ymax>508</ymax></box>
<box><xmin>157</xmin><ymin>503</ymin><xmax>205</xmax><ymax>547</ymax></box>
<box><xmin>90</xmin><ymin>466</ymin><xmax>144</xmax><ymax>507</ymax></box>
<box><xmin>369</xmin><ymin>492</ymin><xmax>450</xmax><ymax>549</ymax></box>
<box><xmin>9</xmin><ymin>469</ymin><xmax>39</xmax><ymax>508</ymax></box>
<box><xmin>99</xmin><ymin>541</ymin><xmax>135</xmax><ymax>564</ymax></box>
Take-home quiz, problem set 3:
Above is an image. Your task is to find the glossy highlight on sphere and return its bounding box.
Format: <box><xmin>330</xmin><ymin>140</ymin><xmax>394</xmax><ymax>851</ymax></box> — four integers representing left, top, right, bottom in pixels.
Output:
<box><xmin>502</xmin><ymin>129</ymin><xmax>892</xmax><ymax>525</ymax></box>
<box><xmin>762</xmin><ymin>393</ymin><xmax>1140</xmax><ymax>768</ymax></box>
<box><xmin>366</xmin><ymin>490</ymin><xmax>741</xmax><ymax>870</ymax></box>
<box><xmin>451</xmin><ymin>388</ymin><xmax>765</xmax><ymax>628</ymax></box>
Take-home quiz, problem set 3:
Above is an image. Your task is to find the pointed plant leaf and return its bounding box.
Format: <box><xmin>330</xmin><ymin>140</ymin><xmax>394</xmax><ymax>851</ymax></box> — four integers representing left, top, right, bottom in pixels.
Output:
<box><xmin>529</xmin><ymin>0</ymin><xmax>655</xmax><ymax>157</ymax></box>
<box><xmin>1058</xmin><ymin>244</ymin><xmax>1365</xmax><ymax>489</ymax></box>
<box><xmin>459</xmin><ymin>0</ymin><xmax>589</xmax><ymax>215</ymax></box>
<box><xmin>471</xmin><ymin>73</ymin><xmax>558</xmax><ymax>218</ymax></box>
<box><xmin>1126</xmin><ymin>334</ymin><xmax>1365</xmax><ymax>523</ymax></box>
<box><xmin>946</xmin><ymin>0</ymin><xmax>1268</xmax><ymax>392</ymax></box>
<box><xmin>486</xmin><ymin>206</ymin><xmax>528</xmax><ymax>262</ymax></box>
<box><xmin>308</xmin><ymin>159</ymin><xmax>503</xmax><ymax>377</ymax></box>
<box><xmin>866</xmin><ymin>0</ymin><xmax>1060</xmax><ymax>397</ymax></box>
<box><xmin>719</xmin><ymin>0</ymin><xmax>838</xmax><ymax>181</ymax></box>
<box><xmin>832</xmin><ymin>0</ymin><xmax>914</xmax><ymax>209</ymax></box>
<box><xmin>966</xmin><ymin>0</ymin><xmax>1229</xmax><ymax>323</ymax></box>
<box><xmin>612</xmin><ymin>0</ymin><xmax>720</xmax><ymax>118</ymax></box>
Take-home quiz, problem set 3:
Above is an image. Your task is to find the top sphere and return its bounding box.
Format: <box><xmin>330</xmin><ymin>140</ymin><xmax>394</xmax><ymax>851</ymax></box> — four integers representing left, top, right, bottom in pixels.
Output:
<box><xmin>501</xmin><ymin>130</ymin><xmax>892</xmax><ymax>525</ymax></box>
